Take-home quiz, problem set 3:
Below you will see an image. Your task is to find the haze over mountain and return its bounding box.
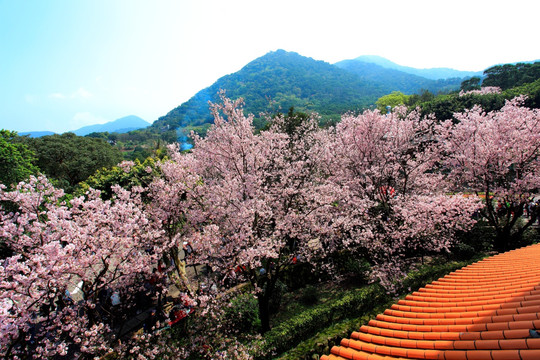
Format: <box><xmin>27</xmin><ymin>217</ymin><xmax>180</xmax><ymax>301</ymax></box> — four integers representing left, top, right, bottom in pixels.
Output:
<box><xmin>342</xmin><ymin>55</ymin><xmax>483</xmax><ymax>80</ymax></box>
<box><xmin>72</xmin><ymin>115</ymin><xmax>150</xmax><ymax>136</ymax></box>
<box><xmin>334</xmin><ymin>59</ymin><xmax>467</xmax><ymax>94</ymax></box>
<box><xmin>18</xmin><ymin>51</ymin><xmax>532</xmax><ymax>139</ymax></box>
<box><xmin>152</xmin><ymin>50</ymin><xmax>475</xmax><ymax>133</ymax></box>
<box><xmin>18</xmin><ymin>131</ymin><xmax>56</xmax><ymax>138</ymax></box>
<box><xmin>19</xmin><ymin>115</ymin><xmax>151</xmax><ymax>137</ymax></box>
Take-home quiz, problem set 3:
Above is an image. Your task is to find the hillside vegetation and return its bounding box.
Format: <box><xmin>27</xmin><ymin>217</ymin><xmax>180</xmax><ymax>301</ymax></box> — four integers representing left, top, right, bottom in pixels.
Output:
<box><xmin>152</xmin><ymin>50</ymin><xmax>481</xmax><ymax>134</ymax></box>
<box><xmin>4</xmin><ymin>58</ymin><xmax>539</xmax><ymax>194</ymax></box>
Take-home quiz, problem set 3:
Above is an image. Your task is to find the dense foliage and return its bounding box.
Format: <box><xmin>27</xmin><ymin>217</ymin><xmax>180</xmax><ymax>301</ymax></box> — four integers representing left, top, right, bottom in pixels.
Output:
<box><xmin>375</xmin><ymin>91</ymin><xmax>411</xmax><ymax>111</ymax></box>
<box><xmin>439</xmin><ymin>96</ymin><xmax>540</xmax><ymax>251</ymax></box>
<box><xmin>408</xmin><ymin>79</ymin><xmax>540</xmax><ymax>120</ymax></box>
<box><xmin>334</xmin><ymin>59</ymin><xmax>464</xmax><ymax>94</ymax></box>
<box><xmin>1</xmin><ymin>85</ymin><xmax>539</xmax><ymax>359</ymax></box>
<box><xmin>482</xmin><ymin>62</ymin><xmax>540</xmax><ymax>90</ymax></box>
<box><xmin>21</xmin><ymin>133</ymin><xmax>123</xmax><ymax>192</ymax></box>
<box><xmin>0</xmin><ymin>130</ymin><xmax>38</xmax><ymax>187</ymax></box>
<box><xmin>86</xmin><ymin>129</ymin><xmax>177</xmax><ymax>160</ymax></box>
<box><xmin>76</xmin><ymin>157</ymin><xmax>160</xmax><ymax>200</ymax></box>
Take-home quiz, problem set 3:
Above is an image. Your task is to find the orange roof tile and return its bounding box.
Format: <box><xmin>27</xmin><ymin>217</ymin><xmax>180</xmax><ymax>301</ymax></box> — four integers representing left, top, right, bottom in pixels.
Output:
<box><xmin>320</xmin><ymin>244</ymin><xmax>540</xmax><ymax>360</ymax></box>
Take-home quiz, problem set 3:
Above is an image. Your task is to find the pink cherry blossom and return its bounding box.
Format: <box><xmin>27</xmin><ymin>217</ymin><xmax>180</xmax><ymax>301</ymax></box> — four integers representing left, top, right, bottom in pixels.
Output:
<box><xmin>437</xmin><ymin>96</ymin><xmax>540</xmax><ymax>251</ymax></box>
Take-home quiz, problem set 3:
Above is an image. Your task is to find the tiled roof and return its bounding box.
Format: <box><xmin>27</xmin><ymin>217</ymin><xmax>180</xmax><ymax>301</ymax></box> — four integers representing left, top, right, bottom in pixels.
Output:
<box><xmin>321</xmin><ymin>243</ymin><xmax>540</xmax><ymax>360</ymax></box>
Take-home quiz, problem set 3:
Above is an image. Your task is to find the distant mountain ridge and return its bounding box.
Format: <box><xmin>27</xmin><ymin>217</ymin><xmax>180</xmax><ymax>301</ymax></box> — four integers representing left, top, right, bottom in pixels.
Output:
<box><xmin>72</xmin><ymin>115</ymin><xmax>150</xmax><ymax>136</ymax></box>
<box><xmin>342</xmin><ymin>55</ymin><xmax>483</xmax><ymax>80</ymax></box>
<box><xmin>19</xmin><ymin>131</ymin><xmax>56</xmax><ymax>138</ymax></box>
<box><xmin>19</xmin><ymin>116</ymin><xmax>150</xmax><ymax>138</ymax></box>
<box><xmin>152</xmin><ymin>50</ymin><xmax>474</xmax><ymax>133</ymax></box>
<box><xmin>334</xmin><ymin>59</ymin><xmax>465</xmax><ymax>94</ymax></box>
<box><xmin>151</xmin><ymin>50</ymin><xmax>388</xmax><ymax>131</ymax></box>
<box><xmin>22</xmin><ymin>51</ymin><xmax>533</xmax><ymax>139</ymax></box>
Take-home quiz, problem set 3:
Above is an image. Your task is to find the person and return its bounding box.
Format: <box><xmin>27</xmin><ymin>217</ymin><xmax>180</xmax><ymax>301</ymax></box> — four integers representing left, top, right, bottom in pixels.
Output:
<box><xmin>110</xmin><ymin>291</ymin><xmax>121</xmax><ymax>306</ymax></box>
<box><xmin>144</xmin><ymin>308</ymin><xmax>158</xmax><ymax>332</ymax></box>
<box><xmin>56</xmin><ymin>288</ymin><xmax>73</xmax><ymax>311</ymax></box>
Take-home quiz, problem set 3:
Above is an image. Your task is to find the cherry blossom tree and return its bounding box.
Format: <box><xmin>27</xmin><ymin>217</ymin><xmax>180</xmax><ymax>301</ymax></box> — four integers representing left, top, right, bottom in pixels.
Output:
<box><xmin>152</xmin><ymin>95</ymin><xmax>340</xmax><ymax>334</ymax></box>
<box><xmin>0</xmin><ymin>176</ymin><xmax>177</xmax><ymax>359</ymax></box>
<box><xmin>0</xmin><ymin>95</ymin><xmax>494</xmax><ymax>358</ymax></box>
<box><xmin>324</xmin><ymin>107</ymin><xmax>481</xmax><ymax>286</ymax></box>
<box><xmin>152</xmin><ymin>96</ymin><xmax>481</xmax><ymax>336</ymax></box>
<box><xmin>438</xmin><ymin>96</ymin><xmax>540</xmax><ymax>252</ymax></box>
<box><xmin>459</xmin><ymin>86</ymin><xmax>502</xmax><ymax>97</ymax></box>
<box><xmin>147</xmin><ymin>150</ymin><xmax>201</xmax><ymax>295</ymax></box>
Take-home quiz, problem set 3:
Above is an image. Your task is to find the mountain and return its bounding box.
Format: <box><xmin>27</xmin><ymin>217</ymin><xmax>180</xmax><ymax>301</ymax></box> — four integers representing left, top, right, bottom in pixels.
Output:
<box><xmin>342</xmin><ymin>55</ymin><xmax>482</xmax><ymax>80</ymax></box>
<box><xmin>334</xmin><ymin>59</ymin><xmax>466</xmax><ymax>94</ymax></box>
<box><xmin>152</xmin><ymin>50</ymin><xmax>389</xmax><ymax>132</ymax></box>
<box><xmin>154</xmin><ymin>51</ymin><xmax>480</xmax><ymax>134</ymax></box>
<box><xmin>72</xmin><ymin>115</ymin><xmax>150</xmax><ymax>136</ymax></box>
<box><xmin>19</xmin><ymin>131</ymin><xmax>56</xmax><ymax>138</ymax></box>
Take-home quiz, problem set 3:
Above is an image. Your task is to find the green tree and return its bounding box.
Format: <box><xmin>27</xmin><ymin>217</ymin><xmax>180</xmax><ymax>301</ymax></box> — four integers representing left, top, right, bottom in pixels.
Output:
<box><xmin>27</xmin><ymin>133</ymin><xmax>123</xmax><ymax>192</ymax></box>
<box><xmin>482</xmin><ymin>62</ymin><xmax>540</xmax><ymax>90</ymax></box>
<box><xmin>375</xmin><ymin>91</ymin><xmax>411</xmax><ymax>112</ymax></box>
<box><xmin>76</xmin><ymin>157</ymin><xmax>158</xmax><ymax>200</ymax></box>
<box><xmin>460</xmin><ymin>76</ymin><xmax>482</xmax><ymax>91</ymax></box>
<box><xmin>0</xmin><ymin>130</ymin><xmax>39</xmax><ymax>186</ymax></box>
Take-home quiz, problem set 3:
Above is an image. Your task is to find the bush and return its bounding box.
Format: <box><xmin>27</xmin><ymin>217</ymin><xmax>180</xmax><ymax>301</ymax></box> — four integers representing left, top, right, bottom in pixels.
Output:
<box><xmin>523</xmin><ymin>225</ymin><xmax>539</xmax><ymax>245</ymax></box>
<box><xmin>280</xmin><ymin>262</ymin><xmax>322</xmax><ymax>290</ymax></box>
<box><xmin>336</xmin><ymin>255</ymin><xmax>371</xmax><ymax>285</ymax></box>
<box><xmin>452</xmin><ymin>220</ymin><xmax>494</xmax><ymax>259</ymax></box>
<box><xmin>257</xmin><ymin>258</ymin><xmax>478</xmax><ymax>360</ymax></box>
<box><xmin>254</xmin><ymin>285</ymin><xmax>388</xmax><ymax>359</ymax></box>
<box><xmin>300</xmin><ymin>285</ymin><xmax>319</xmax><ymax>305</ymax></box>
<box><xmin>222</xmin><ymin>292</ymin><xmax>261</xmax><ymax>334</ymax></box>
<box><xmin>269</xmin><ymin>280</ymin><xmax>288</xmax><ymax>314</ymax></box>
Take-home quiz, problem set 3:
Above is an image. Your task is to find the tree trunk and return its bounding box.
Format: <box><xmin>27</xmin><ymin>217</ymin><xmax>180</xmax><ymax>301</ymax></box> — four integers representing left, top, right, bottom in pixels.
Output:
<box><xmin>494</xmin><ymin>229</ymin><xmax>510</xmax><ymax>253</ymax></box>
<box><xmin>257</xmin><ymin>292</ymin><xmax>271</xmax><ymax>334</ymax></box>
<box><xmin>257</xmin><ymin>269</ymin><xmax>279</xmax><ymax>334</ymax></box>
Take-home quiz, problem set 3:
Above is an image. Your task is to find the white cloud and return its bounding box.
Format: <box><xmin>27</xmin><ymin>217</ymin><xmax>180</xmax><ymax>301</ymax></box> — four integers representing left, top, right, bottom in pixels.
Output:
<box><xmin>48</xmin><ymin>87</ymin><xmax>93</xmax><ymax>100</ymax></box>
<box><xmin>49</xmin><ymin>93</ymin><xmax>66</xmax><ymax>99</ymax></box>
<box><xmin>73</xmin><ymin>87</ymin><xmax>92</xmax><ymax>99</ymax></box>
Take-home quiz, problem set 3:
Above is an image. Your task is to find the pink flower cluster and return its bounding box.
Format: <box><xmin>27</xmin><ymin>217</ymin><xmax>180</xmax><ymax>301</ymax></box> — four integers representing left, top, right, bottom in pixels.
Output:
<box><xmin>459</xmin><ymin>86</ymin><xmax>502</xmax><ymax>96</ymax></box>
<box><xmin>0</xmin><ymin>177</ymin><xmax>170</xmax><ymax>358</ymax></box>
<box><xmin>1</xmin><ymin>93</ymin><xmax>538</xmax><ymax>358</ymax></box>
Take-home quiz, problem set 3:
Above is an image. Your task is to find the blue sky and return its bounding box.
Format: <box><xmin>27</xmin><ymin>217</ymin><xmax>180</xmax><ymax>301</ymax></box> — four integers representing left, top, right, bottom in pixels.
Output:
<box><xmin>1</xmin><ymin>0</ymin><xmax>539</xmax><ymax>133</ymax></box>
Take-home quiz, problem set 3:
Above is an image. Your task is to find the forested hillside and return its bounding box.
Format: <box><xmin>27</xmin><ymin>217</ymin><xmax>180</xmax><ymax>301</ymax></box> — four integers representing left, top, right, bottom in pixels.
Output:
<box><xmin>151</xmin><ymin>50</ymin><xmax>478</xmax><ymax>134</ymax></box>
<box><xmin>151</xmin><ymin>50</ymin><xmax>387</xmax><ymax>132</ymax></box>
<box><xmin>344</xmin><ymin>55</ymin><xmax>482</xmax><ymax>80</ymax></box>
<box><xmin>5</xmin><ymin>57</ymin><xmax>538</xmax><ymax>196</ymax></box>
<box><xmin>334</xmin><ymin>59</ymin><xmax>466</xmax><ymax>93</ymax></box>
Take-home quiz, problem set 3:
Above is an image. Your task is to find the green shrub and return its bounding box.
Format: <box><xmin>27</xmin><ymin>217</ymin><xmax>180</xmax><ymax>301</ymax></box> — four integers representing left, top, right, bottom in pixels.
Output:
<box><xmin>300</xmin><ymin>285</ymin><xmax>319</xmax><ymax>305</ymax></box>
<box><xmin>280</xmin><ymin>262</ymin><xmax>322</xmax><ymax>290</ymax></box>
<box><xmin>258</xmin><ymin>257</ymin><xmax>479</xmax><ymax>360</ymax></box>
<box><xmin>523</xmin><ymin>226</ymin><xmax>539</xmax><ymax>245</ymax></box>
<box><xmin>222</xmin><ymin>292</ymin><xmax>261</xmax><ymax>334</ymax></box>
<box><xmin>269</xmin><ymin>280</ymin><xmax>288</xmax><ymax>314</ymax></box>
<box><xmin>338</xmin><ymin>256</ymin><xmax>371</xmax><ymax>285</ymax></box>
<box><xmin>452</xmin><ymin>220</ymin><xmax>494</xmax><ymax>259</ymax></box>
<box><xmin>254</xmin><ymin>285</ymin><xmax>388</xmax><ymax>359</ymax></box>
